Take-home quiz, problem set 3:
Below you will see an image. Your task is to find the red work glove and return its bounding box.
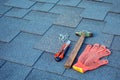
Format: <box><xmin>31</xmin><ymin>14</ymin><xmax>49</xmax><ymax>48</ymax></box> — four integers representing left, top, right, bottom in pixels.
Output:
<box><xmin>72</xmin><ymin>44</ymin><xmax>111</xmax><ymax>73</ymax></box>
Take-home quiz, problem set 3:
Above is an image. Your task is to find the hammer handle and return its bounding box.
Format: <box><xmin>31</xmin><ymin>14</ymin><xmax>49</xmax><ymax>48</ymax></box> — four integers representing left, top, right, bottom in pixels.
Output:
<box><xmin>64</xmin><ymin>33</ymin><xmax>85</xmax><ymax>68</ymax></box>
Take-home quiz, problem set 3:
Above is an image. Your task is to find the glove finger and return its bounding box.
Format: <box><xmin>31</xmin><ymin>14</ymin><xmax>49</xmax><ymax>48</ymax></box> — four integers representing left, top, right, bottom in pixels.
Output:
<box><xmin>78</xmin><ymin>44</ymin><xmax>92</xmax><ymax>63</ymax></box>
<box><xmin>98</xmin><ymin>49</ymin><xmax>111</xmax><ymax>59</ymax></box>
<box><xmin>97</xmin><ymin>59</ymin><xmax>108</xmax><ymax>66</ymax></box>
<box><xmin>84</xmin><ymin>44</ymin><xmax>100</xmax><ymax>64</ymax></box>
<box><xmin>90</xmin><ymin>44</ymin><xmax>100</xmax><ymax>52</ymax></box>
<box><xmin>97</xmin><ymin>45</ymin><xmax>106</xmax><ymax>53</ymax></box>
<box><xmin>87</xmin><ymin>59</ymin><xmax>108</xmax><ymax>70</ymax></box>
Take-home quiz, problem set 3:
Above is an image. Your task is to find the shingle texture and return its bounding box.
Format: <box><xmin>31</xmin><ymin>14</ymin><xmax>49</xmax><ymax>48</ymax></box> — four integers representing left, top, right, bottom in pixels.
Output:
<box><xmin>34</xmin><ymin>25</ymin><xmax>74</xmax><ymax>53</ymax></box>
<box><xmin>5</xmin><ymin>0</ymin><xmax>35</xmax><ymax>9</ymax></box>
<box><xmin>0</xmin><ymin>32</ymin><xmax>42</xmax><ymax>66</ymax></box>
<box><xmin>103</xmin><ymin>13</ymin><xmax>120</xmax><ymax>35</ymax></box>
<box><xmin>32</xmin><ymin>0</ymin><xmax>59</xmax><ymax>3</ymax></box>
<box><xmin>0</xmin><ymin>5</ymin><xmax>11</xmax><ymax>15</ymax></box>
<box><xmin>0</xmin><ymin>0</ymin><xmax>120</xmax><ymax>80</ymax></box>
<box><xmin>78</xmin><ymin>0</ymin><xmax>112</xmax><ymax>20</ymax></box>
<box><xmin>5</xmin><ymin>8</ymin><xmax>30</xmax><ymax>18</ymax></box>
<box><xmin>34</xmin><ymin>52</ymin><xmax>67</xmax><ymax>74</ymax></box>
<box><xmin>31</xmin><ymin>2</ymin><xmax>54</xmax><ymax>12</ymax></box>
<box><xmin>0</xmin><ymin>16</ymin><xmax>27</xmax><ymax>42</ymax></box>
<box><xmin>58</xmin><ymin>0</ymin><xmax>81</xmax><ymax>6</ymax></box>
<box><xmin>26</xmin><ymin>69</ymin><xmax>75</xmax><ymax>80</ymax></box>
<box><xmin>0</xmin><ymin>62</ymin><xmax>31</xmax><ymax>80</ymax></box>
<box><xmin>64</xmin><ymin>66</ymin><xmax>117</xmax><ymax>80</ymax></box>
<box><xmin>110</xmin><ymin>36</ymin><xmax>120</xmax><ymax>50</ymax></box>
<box><xmin>0</xmin><ymin>60</ymin><xmax>5</xmax><ymax>68</ymax></box>
<box><xmin>108</xmin><ymin>50</ymin><xmax>120</xmax><ymax>68</ymax></box>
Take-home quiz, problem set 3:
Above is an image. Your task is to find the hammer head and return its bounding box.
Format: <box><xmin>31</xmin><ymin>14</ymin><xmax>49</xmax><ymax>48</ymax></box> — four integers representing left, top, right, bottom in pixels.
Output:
<box><xmin>75</xmin><ymin>31</ymin><xmax>93</xmax><ymax>37</ymax></box>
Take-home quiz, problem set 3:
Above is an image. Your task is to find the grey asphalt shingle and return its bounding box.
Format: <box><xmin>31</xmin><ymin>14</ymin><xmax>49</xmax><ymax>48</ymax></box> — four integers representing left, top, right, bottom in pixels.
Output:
<box><xmin>5</xmin><ymin>0</ymin><xmax>36</xmax><ymax>9</ymax></box>
<box><xmin>31</xmin><ymin>2</ymin><xmax>55</xmax><ymax>12</ymax></box>
<box><xmin>24</xmin><ymin>10</ymin><xmax>59</xmax><ymax>23</ymax></box>
<box><xmin>5</xmin><ymin>8</ymin><xmax>30</xmax><ymax>18</ymax></box>
<box><xmin>91</xmin><ymin>0</ymin><xmax>103</xmax><ymax>2</ymax></box>
<box><xmin>110</xmin><ymin>36</ymin><xmax>120</xmax><ymax>50</ymax></box>
<box><xmin>78</xmin><ymin>0</ymin><xmax>112</xmax><ymax>20</ymax></box>
<box><xmin>103</xmin><ymin>0</ymin><xmax>114</xmax><ymax>3</ymax></box>
<box><xmin>0</xmin><ymin>16</ymin><xmax>28</xmax><ymax>42</ymax></box>
<box><xmin>50</xmin><ymin>5</ymin><xmax>84</xmax><ymax>14</ymax></box>
<box><xmin>26</xmin><ymin>69</ymin><xmax>75</xmax><ymax>80</ymax></box>
<box><xmin>0</xmin><ymin>60</ymin><xmax>5</xmax><ymax>68</ymax></box>
<box><xmin>103</xmin><ymin>13</ymin><xmax>120</xmax><ymax>35</ymax></box>
<box><xmin>34</xmin><ymin>52</ymin><xmax>67</xmax><ymax>74</ymax></box>
<box><xmin>110</xmin><ymin>0</ymin><xmax>120</xmax><ymax>13</ymax></box>
<box><xmin>0</xmin><ymin>15</ymin><xmax>53</xmax><ymax>40</ymax></box>
<box><xmin>50</xmin><ymin>5</ymin><xmax>83</xmax><ymax>27</ymax></box>
<box><xmin>0</xmin><ymin>32</ymin><xmax>43</xmax><ymax>66</ymax></box>
<box><xmin>0</xmin><ymin>0</ymin><xmax>120</xmax><ymax>80</ymax></box>
<box><xmin>116</xmin><ymin>70</ymin><xmax>120</xmax><ymax>80</ymax></box>
<box><xmin>0</xmin><ymin>5</ymin><xmax>11</xmax><ymax>15</ymax></box>
<box><xmin>0</xmin><ymin>0</ymin><xmax>9</xmax><ymax>4</ymax></box>
<box><xmin>34</xmin><ymin>25</ymin><xmax>74</xmax><ymax>53</ymax></box>
<box><xmin>104</xmin><ymin>0</ymin><xmax>120</xmax><ymax>13</ymax></box>
<box><xmin>58</xmin><ymin>0</ymin><xmax>81</xmax><ymax>6</ymax></box>
<box><xmin>64</xmin><ymin>66</ymin><xmax>117</xmax><ymax>80</ymax></box>
<box><xmin>5</xmin><ymin>2</ymin><xmax>55</xmax><ymax>18</ymax></box>
<box><xmin>21</xmin><ymin>21</ymin><xmax>51</xmax><ymax>35</ymax></box>
<box><xmin>32</xmin><ymin>0</ymin><xmax>59</xmax><ymax>3</ymax></box>
<box><xmin>0</xmin><ymin>62</ymin><xmax>31</xmax><ymax>80</ymax></box>
<box><xmin>23</xmin><ymin>11</ymin><xmax>59</xmax><ymax>35</ymax></box>
<box><xmin>108</xmin><ymin>50</ymin><xmax>120</xmax><ymax>69</ymax></box>
<box><xmin>54</xmin><ymin>12</ymin><xmax>82</xmax><ymax>27</ymax></box>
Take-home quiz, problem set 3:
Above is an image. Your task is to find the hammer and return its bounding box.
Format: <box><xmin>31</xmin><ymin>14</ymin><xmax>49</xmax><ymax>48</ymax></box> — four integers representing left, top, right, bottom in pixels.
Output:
<box><xmin>64</xmin><ymin>31</ymin><xmax>93</xmax><ymax>68</ymax></box>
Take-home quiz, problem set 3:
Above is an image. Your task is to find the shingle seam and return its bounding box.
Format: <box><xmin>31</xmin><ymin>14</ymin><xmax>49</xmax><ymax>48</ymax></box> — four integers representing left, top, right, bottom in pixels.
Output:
<box><xmin>84</xmin><ymin>17</ymin><xmax>104</xmax><ymax>21</ymax></box>
<box><xmin>31</xmin><ymin>68</ymin><xmax>77</xmax><ymax>80</ymax></box>
<box><xmin>0</xmin><ymin>7</ymin><xmax>13</xmax><ymax>18</ymax></box>
<box><xmin>32</xmin><ymin>51</ymin><xmax>44</xmax><ymax>67</ymax></box>
<box><xmin>54</xmin><ymin>4</ymin><xmax>84</xmax><ymax>9</ymax></box>
<box><xmin>48</xmin><ymin>0</ymin><xmax>60</xmax><ymax>12</ymax></box>
<box><xmin>23</xmin><ymin>10</ymin><xmax>60</xmax><ymax>19</ymax></box>
<box><xmin>8</xmin><ymin>31</ymin><xmax>21</xmax><ymax>43</ymax></box>
<box><xmin>28</xmin><ymin>1</ymin><xmax>37</xmax><ymax>9</ymax></box>
<box><xmin>21</xmin><ymin>1</ymin><xmax>38</xmax><ymax>18</ymax></box>
<box><xmin>110</xmin><ymin>35</ymin><xmax>120</xmax><ymax>50</ymax></box>
<box><xmin>21</xmin><ymin>9</ymin><xmax>32</xmax><ymax>19</ymax></box>
<box><xmin>41</xmin><ymin>24</ymin><xmax>54</xmax><ymax>36</ymax></box>
<box><xmin>76</xmin><ymin>0</ymin><xmax>83</xmax><ymax>7</ymax></box>
<box><xmin>33</xmin><ymin>66</ymin><xmax>64</xmax><ymax>75</ymax></box>
<box><xmin>62</xmin><ymin>68</ymin><xmax>67</xmax><ymax>75</ymax></box>
<box><xmin>103</xmin><ymin>11</ymin><xmax>110</xmax><ymax>21</ymax></box>
<box><xmin>52</xmin><ymin>24</ymin><xmax>77</xmax><ymax>29</ymax></box>
<box><xmin>88</xmin><ymin>0</ymin><xmax>113</xmax><ymax>5</ymax></box>
<box><xmin>21</xmin><ymin>30</ymin><xmax>44</xmax><ymax>36</ymax></box>
<box><xmin>109</xmin><ymin>11</ymin><xmax>120</xmax><ymax>14</ymax></box>
<box><xmin>0</xmin><ymin>57</ymin><xmax>34</xmax><ymax>67</ymax></box>
<box><xmin>33</xmin><ymin>0</ymin><xmax>59</xmax><ymax>4</ymax></box>
<box><xmin>24</xmin><ymin>68</ymin><xmax>33</xmax><ymax>80</ymax></box>
<box><xmin>0</xmin><ymin>61</ymin><xmax>6</xmax><ymax>68</ymax></box>
<box><xmin>107</xmin><ymin>65</ymin><xmax>120</xmax><ymax>70</ymax></box>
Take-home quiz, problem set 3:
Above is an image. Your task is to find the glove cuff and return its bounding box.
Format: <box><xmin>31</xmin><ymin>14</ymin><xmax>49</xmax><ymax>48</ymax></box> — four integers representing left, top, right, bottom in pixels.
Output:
<box><xmin>72</xmin><ymin>61</ymin><xmax>89</xmax><ymax>73</ymax></box>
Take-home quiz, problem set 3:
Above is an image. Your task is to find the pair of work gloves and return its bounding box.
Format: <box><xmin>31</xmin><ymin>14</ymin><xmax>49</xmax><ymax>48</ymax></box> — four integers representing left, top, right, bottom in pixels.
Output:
<box><xmin>73</xmin><ymin>44</ymin><xmax>111</xmax><ymax>73</ymax></box>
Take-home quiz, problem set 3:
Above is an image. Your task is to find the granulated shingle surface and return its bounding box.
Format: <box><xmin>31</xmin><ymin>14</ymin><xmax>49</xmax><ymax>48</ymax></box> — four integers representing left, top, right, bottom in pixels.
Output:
<box><xmin>0</xmin><ymin>0</ymin><xmax>120</xmax><ymax>80</ymax></box>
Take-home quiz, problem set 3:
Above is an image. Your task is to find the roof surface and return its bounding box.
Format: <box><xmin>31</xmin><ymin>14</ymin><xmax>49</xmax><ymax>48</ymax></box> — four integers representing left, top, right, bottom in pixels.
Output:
<box><xmin>0</xmin><ymin>0</ymin><xmax>120</xmax><ymax>80</ymax></box>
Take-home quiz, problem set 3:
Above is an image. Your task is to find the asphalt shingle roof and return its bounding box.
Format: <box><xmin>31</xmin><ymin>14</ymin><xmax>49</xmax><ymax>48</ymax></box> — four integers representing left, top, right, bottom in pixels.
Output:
<box><xmin>0</xmin><ymin>0</ymin><xmax>120</xmax><ymax>80</ymax></box>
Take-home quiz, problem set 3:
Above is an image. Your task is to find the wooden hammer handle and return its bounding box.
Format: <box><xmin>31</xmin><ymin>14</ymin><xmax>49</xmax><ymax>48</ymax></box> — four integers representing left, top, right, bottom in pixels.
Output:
<box><xmin>64</xmin><ymin>33</ymin><xmax>85</xmax><ymax>68</ymax></box>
